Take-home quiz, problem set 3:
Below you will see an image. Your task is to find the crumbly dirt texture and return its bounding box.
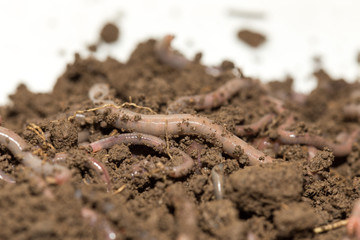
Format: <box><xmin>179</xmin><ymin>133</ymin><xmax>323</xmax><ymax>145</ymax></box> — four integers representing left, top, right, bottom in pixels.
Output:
<box><xmin>1</xmin><ymin>36</ymin><xmax>360</xmax><ymax>240</ymax></box>
<box><xmin>237</xmin><ymin>29</ymin><xmax>266</xmax><ymax>48</ymax></box>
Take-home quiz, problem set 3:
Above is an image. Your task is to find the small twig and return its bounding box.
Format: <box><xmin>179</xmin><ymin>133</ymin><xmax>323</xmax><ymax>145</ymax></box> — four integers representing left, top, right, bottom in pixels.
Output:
<box><xmin>313</xmin><ymin>219</ymin><xmax>349</xmax><ymax>234</ymax></box>
<box><xmin>27</xmin><ymin>123</ymin><xmax>55</xmax><ymax>151</ymax></box>
<box><xmin>68</xmin><ymin>103</ymin><xmax>156</xmax><ymax>121</ymax></box>
<box><xmin>112</xmin><ymin>184</ymin><xmax>126</xmax><ymax>195</ymax></box>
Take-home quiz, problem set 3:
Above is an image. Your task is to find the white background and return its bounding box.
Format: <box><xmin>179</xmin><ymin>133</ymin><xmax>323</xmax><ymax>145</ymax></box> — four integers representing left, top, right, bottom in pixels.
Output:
<box><xmin>1</xmin><ymin>0</ymin><xmax>360</xmax><ymax>104</ymax></box>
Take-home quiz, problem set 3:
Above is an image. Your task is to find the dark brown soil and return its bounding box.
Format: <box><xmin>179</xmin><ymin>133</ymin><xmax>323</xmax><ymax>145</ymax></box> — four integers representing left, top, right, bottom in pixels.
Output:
<box><xmin>1</xmin><ymin>37</ymin><xmax>360</xmax><ymax>240</ymax></box>
<box><xmin>100</xmin><ymin>23</ymin><xmax>120</xmax><ymax>43</ymax></box>
<box><xmin>88</xmin><ymin>22</ymin><xmax>120</xmax><ymax>52</ymax></box>
<box><xmin>237</xmin><ymin>29</ymin><xmax>266</xmax><ymax>48</ymax></box>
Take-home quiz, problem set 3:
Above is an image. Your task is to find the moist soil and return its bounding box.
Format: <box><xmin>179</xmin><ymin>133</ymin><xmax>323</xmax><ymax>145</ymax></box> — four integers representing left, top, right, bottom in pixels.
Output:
<box><xmin>1</xmin><ymin>38</ymin><xmax>360</xmax><ymax>240</ymax></box>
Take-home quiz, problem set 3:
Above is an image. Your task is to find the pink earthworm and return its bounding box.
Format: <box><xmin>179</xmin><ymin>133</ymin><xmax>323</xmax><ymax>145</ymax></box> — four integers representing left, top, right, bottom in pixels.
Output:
<box><xmin>155</xmin><ymin>34</ymin><xmax>189</xmax><ymax>69</ymax></box>
<box><xmin>0</xmin><ymin>169</ymin><xmax>16</xmax><ymax>184</ymax></box>
<box><xmin>166</xmin><ymin>184</ymin><xmax>198</xmax><ymax>240</ymax></box>
<box><xmin>51</xmin><ymin>152</ymin><xmax>68</xmax><ymax>163</ymax></box>
<box><xmin>88</xmin><ymin>133</ymin><xmax>194</xmax><ymax>178</ymax></box>
<box><xmin>347</xmin><ymin>199</ymin><xmax>360</xmax><ymax>240</ymax></box>
<box><xmin>277</xmin><ymin>116</ymin><xmax>359</xmax><ymax>157</ymax></box>
<box><xmin>0</xmin><ymin>126</ymin><xmax>71</xmax><ymax>184</ymax></box>
<box><xmin>344</xmin><ymin>104</ymin><xmax>360</xmax><ymax>120</ymax></box>
<box><xmin>107</xmin><ymin>107</ymin><xmax>274</xmax><ymax>165</ymax></box>
<box><xmin>87</xmin><ymin>156</ymin><xmax>112</xmax><ymax>191</ymax></box>
<box><xmin>307</xmin><ymin>146</ymin><xmax>318</xmax><ymax>160</ymax></box>
<box><xmin>260</xmin><ymin>96</ymin><xmax>286</xmax><ymax>114</ymax></box>
<box><xmin>81</xmin><ymin>207</ymin><xmax>117</xmax><ymax>240</ymax></box>
<box><xmin>167</xmin><ymin>78</ymin><xmax>252</xmax><ymax>113</ymax></box>
<box><xmin>211</xmin><ymin>164</ymin><xmax>225</xmax><ymax>200</ymax></box>
<box><xmin>234</xmin><ymin>114</ymin><xmax>274</xmax><ymax>137</ymax></box>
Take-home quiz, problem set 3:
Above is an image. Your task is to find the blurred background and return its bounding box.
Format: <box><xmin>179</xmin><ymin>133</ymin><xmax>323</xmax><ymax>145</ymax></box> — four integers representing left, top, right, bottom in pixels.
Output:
<box><xmin>0</xmin><ymin>0</ymin><xmax>359</xmax><ymax>104</ymax></box>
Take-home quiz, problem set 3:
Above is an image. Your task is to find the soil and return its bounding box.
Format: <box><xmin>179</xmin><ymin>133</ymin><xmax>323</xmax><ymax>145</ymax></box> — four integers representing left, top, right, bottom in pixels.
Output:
<box><xmin>1</xmin><ymin>36</ymin><xmax>360</xmax><ymax>240</ymax></box>
<box><xmin>237</xmin><ymin>29</ymin><xmax>266</xmax><ymax>48</ymax></box>
<box><xmin>88</xmin><ymin>22</ymin><xmax>120</xmax><ymax>52</ymax></box>
<box><xmin>100</xmin><ymin>23</ymin><xmax>120</xmax><ymax>43</ymax></box>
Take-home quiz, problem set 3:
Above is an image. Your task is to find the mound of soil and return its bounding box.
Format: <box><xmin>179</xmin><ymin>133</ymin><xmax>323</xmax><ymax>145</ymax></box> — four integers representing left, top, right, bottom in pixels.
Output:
<box><xmin>1</xmin><ymin>37</ymin><xmax>360</xmax><ymax>240</ymax></box>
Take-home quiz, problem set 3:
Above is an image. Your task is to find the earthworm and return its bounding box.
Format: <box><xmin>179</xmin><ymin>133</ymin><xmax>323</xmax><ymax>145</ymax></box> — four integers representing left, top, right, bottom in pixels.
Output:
<box><xmin>253</xmin><ymin>137</ymin><xmax>273</xmax><ymax>151</ymax></box>
<box><xmin>211</xmin><ymin>164</ymin><xmax>224</xmax><ymax>200</ymax></box>
<box><xmin>347</xmin><ymin>199</ymin><xmax>360</xmax><ymax>240</ymax></box>
<box><xmin>166</xmin><ymin>183</ymin><xmax>198</xmax><ymax>240</ymax></box>
<box><xmin>88</xmin><ymin>133</ymin><xmax>194</xmax><ymax>178</ymax></box>
<box><xmin>107</xmin><ymin>107</ymin><xmax>274</xmax><ymax>165</ymax></box>
<box><xmin>155</xmin><ymin>35</ymin><xmax>189</xmax><ymax>69</ymax></box>
<box><xmin>307</xmin><ymin>146</ymin><xmax>318</xmax><ymax>160</ymax></box>
<box><xmin>344</xmin><ymin>104</ymin><xmax>360</xmax><ymax>120</ymax></box>
<box><xmin>89</xmin><ymin>83</ymin><xmax>111</xmax><ymax>104</ymax></box>
<box><xmin>234</xmin><ymin>114</ymin><xmax>274</xmax><ymax>137</ymax></box>
<box><xmin>51</xmin><ymin>152</ymin><xmax>68</xmax><ymax>163</ymax></box>
<box><xmin>260</xmin><ymin>96</ymin><xmax>285</xmax><ymax>114</ymax></box>
<box><xmin>0</xmin><ymin>169</ymin><xmax>16</xmax><ymax>184</ymax></box>
<box><xmin>277</xmin><ymin>116</ymin><xmax>359</xmax><ymax>157</ymax></box>
<box><xmin>87</xmin><ymin>156</ymin><xmax>112</xmax><ymax>191</ymax></box>
<box><xmin>0</xmin><ymin>126</ymin><xmax>71</xmax><ymax>184</ymax></box>
<box><xmin>167</xmin><ymin>78</ymin><xmax>252</xmax><ymax>113</ymax></box>
<box><xmin>81</xmin><ymin>207</ymin><xmax>117</xmax><ymax>240</ymax></box>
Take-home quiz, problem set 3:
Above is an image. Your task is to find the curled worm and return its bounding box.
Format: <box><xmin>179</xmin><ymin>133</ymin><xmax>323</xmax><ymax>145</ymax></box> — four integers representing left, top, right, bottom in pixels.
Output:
<box><xmin>89</xmin><ymin>133</ymin><xmax>194</xmax><ymax>178</ymax></box>
<box><xmin>277</xmin><ymin>116</ymin><xmax>359</xmax><ymax>157</ymax></box>
<box><xmin>167</xmin><ymin>78</ymin><xmax>252</xmax><ymax>113</ymax></box>
<box><xmin>155</xmin><ymin>34</ymin><xmax>189</xmax><ymax>69</ymax></box>
<box><xmin>0</xmin><ymin>126</ymin><xmax>71</xmax><ymax>183</ymax></box>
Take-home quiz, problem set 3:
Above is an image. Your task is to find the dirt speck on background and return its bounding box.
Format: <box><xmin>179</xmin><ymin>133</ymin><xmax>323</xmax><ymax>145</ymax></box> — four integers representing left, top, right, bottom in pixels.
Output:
<box><xmin>100</xmin><ymin>23</ymin><xmax>120</xmax><ymax>43</ymax></box>
<box><xmin>88</xmin><ymin>22</ymin><xmax>120</xmax><ymax>52</ymax></box>
<box><xmin>237</xmin><ymin>29</ymin><xmax>266</xmax><ymax>48</ymax></box>
<box><xmin>1</xmin><ymin>33</ymin><xmax>360</xmax><ymax>240</ymax></box>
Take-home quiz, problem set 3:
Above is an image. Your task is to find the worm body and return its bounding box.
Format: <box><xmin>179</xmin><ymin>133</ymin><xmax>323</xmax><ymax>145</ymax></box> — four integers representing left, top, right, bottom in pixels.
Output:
<box><xmin>211</xmin><ymin>164</ymin><xmax>225</xmax><ymax>200</ymax></box>
<box><xmin>109</xmin><ymin>108</ymin><xmax>273</xmax><ymax>165</ymax></box>
<box><xmin>89</xmin><ymin>133</ymin><xmax>194</xmax><ymax>178</ymax></box>
<box><xmin>155</xmin><ymin>35</ymin><xmax>189</xmax><ymax>69</ymax></box>
<box><xmin>344</xmin><ymin>104</ymin><xmax>360</xmax><ymax>120</ymax></box>
<box><xmin>347</xmin><ymin>199</ymin><xmax>360</xmax><ymax>240</ymax></box>
<box><xmin>0</xmin><ymin>170</ymin><xmax>16</xmax><ymax>184</ymax></box>
<box><xmin>81</xmin><ymin>207</ymin><xmax>117</xmax><ymax>240</ymax></box>
<box><xmin>277</xmin><ymin>116</ymin><xmax>359</xmax><ymax>157</ymax></box>
<box><xmin>166</xmin><ymin>184</ymin><xmax>198</xmax><ymax>240</ymax></box>
<box><xmin>167</xmin><ymin>78</ymin><xmax>252</xmax><ymax>113</ymax></box>
<box><xmin>234</xmin><ymin>114</ymin><xmax>274</xmax><ymax>137</ymax></box>
<box><xmin>0</xmin><ymin>126</ymin><xmax>71</xmax><ymax>183</ymax></box>
<box><xmin>87</xmin><ymin>157</ymin><xmax>112</xmax><ymax>191</ymax></box>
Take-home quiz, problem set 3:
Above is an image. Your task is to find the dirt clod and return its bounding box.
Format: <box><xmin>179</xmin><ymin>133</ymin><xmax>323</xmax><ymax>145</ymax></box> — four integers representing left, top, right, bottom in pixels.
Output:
<box><xmin>100</xmin><ymin>23</ymin><xmax>120</xmax><ymax>43</ymax></box>
<box><xmin>237</xmin><ymin>29</ymin><xmax>266</xmax><ymax>48</ymax></box>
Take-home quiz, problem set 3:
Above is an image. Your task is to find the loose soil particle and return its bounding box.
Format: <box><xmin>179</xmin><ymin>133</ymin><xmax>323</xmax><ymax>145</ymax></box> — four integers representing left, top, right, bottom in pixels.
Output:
<box><xmin>1</xmin><ymin>35</ymin><xmax>360</xmax><ymax>240</ymax></box>
<box><xmin>237</xmin><ymin>29</ymin><xmax>266</xmax><ymax>48</ymax></box>
<box><xmin>100</xmin><ymin>23</ymin><xmax>120</xmax><ymax>43</ymax></box>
